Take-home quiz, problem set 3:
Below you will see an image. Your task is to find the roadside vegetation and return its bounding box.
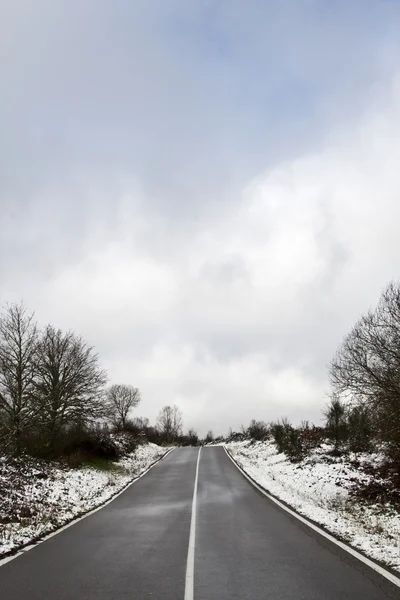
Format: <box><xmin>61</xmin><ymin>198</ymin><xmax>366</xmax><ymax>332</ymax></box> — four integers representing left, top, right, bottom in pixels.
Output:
<box><xmin>216</xmin><ymin>281</ymin><xmax>400</xmax><ymax>572</ymax></box>
<box><xmin>0</xmin><ymin>302</ymin><xmax>200</xmax><ymax>557</ymax></box>
<box><xmin>223</xmin><ymin>281</ymin><xmax>400</xmax><ymax>509</ymax></box>
<box><xmin>1</xmin><ymin>280</ymin><xmax>400</xmax><ymax>562</ymax></box>
<box><xmin>0</xmin><ymin>302</ymin><xmax>200</xmax><ymax>466</ymax></box>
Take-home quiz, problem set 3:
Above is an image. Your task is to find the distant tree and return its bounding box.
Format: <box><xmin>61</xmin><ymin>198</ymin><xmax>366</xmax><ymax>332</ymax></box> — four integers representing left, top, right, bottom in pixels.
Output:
<box><xmin>0</xmin><ymin>303</ymin><xmax>38</xmax><ymax>453</ymax></box>
<box><xmin>156</xmin><ymin>405</ymin><xmax>183</xmax><ymax>443</ymax></box>
<box><xmin>132</xmin><ymin>416</ymin><xmax>150</xmax><ymax>430</ymax></box>
<box><xmin>106</xmin><ymin>384</ymin><xmax>141</xmax><ymax>431</ymax></box>
<box><xmin>205</xmin><ymin>430</ymin><xmax>214</xmax><ymax>444</ymax></box>
<box><xmin>143</xmin><ymin>425</ymin><xmax>160</xmax><ymax>444</ymax></box>
<box><xmin>186</xmin><ymin>428</ymin><xmax>199</xmax><ymax>446</ymax></box>
<box><xmin>33</xmin><ymin>326</ymin><xmax>107</xmax><ymax>454</ymax></box>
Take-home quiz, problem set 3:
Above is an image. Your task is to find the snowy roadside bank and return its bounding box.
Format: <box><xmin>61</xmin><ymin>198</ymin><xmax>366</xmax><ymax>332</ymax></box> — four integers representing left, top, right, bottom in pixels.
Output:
<box><xmin>226</xmin><ymin>440</ymin><xmax>400</xmax><ymax>573</ymax></box>
<box><xmin>0</xmin><ymin>443</ymin><xmax>168</xmax><ymax>558</ymax></box>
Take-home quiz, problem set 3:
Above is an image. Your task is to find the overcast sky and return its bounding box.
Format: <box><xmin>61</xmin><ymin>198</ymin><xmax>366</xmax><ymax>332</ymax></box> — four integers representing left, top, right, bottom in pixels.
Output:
<box><xmin>2</xmin><ymin>1</ymin><xmax>400</xmax><ymax>435</ymax></box>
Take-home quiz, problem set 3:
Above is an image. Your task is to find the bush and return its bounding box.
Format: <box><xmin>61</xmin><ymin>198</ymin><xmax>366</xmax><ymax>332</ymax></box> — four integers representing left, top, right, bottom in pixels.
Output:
<box><xmin>347</xmin><ymin>405</ymin><xmax>373</xmax><ymax>453</ymax></box>
<box><xmin>298</xmin><ymin>423</ymin><xmax>323</xmax><ymax>453</ymax></box>
<box><xmin>285</xmin><ymin>427</ymin><xmax>304</xmax><ymax>462</ymax></box>
<box><xmin>111</xmin><ymin>431</ymin><xmax>138</xmax><ymax>455</ymax></box>
<box><xmin>204</xmin><ymin>430</ymin><xmax>214</xmax><ymax>444</ymax></box>
<box><xmin>247</xmin><ymin>419</ymin><xmax>269</xmax><ymax>441</ymax></box>
<box><xmin>270</xmin><ymin>419</ymin><xmax>318</xmax><ymax>462</ymax></box>
<box><xmin>226</xmin><ymin>430</ymin><xmax>246</xmax><ymax>443</ymax></box>
<box><xmin>214</xmin><ymin>435</ymin><xmax>224</xmax><ymax>444</ymax></box>
<box><xmin>65</xmin><ymin>428</ymin><xmax>120</xmax><ymax>462</ymax></box>
<box><xmin>270</xmin><ymin>419</ymin><xmax>291</xmax><ymax>454</ymax></box>
<box><xmin>118</xmin><ymin>419</ymin><xmax>141</xmax><ymax>435</ymax></box>
<box><xmin>324</xmin><ymin>396</ymin><xmax>348</xmax><ymax>454</ymax></box>
<box><xmin>181</xmin><ymin>429</ymin><xmax>199</xmax><ymax>446</ymax></box>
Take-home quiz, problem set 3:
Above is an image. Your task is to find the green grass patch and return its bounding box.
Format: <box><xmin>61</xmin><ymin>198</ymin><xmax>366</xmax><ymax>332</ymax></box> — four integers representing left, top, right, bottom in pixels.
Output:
<box><xmin>82</xmin><ymin>457</ymin><xmax>121</xmax><ymax>471</ymax></box>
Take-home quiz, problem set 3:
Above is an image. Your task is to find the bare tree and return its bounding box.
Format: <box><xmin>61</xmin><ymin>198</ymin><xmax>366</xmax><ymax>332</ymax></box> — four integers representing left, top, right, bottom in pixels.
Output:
<box><xmin>0</xmin><ymin>303</ymin><xmax>38</xmax><ymax>453</ymax></box>
<box><xmin>156</xmin><ymin>405</ymin><xmax>183</xmax><ymax>442</ymax></box>
<box><xmin>33</xmin><ymin>326</ymin><xmax>107</xmax><ymax>453</ymax></box>
<box><xmin>132</xmin><ymin>416</ymin><xmax>149</xmax><ymax>430</ymax></box>
<box><xmin>106</xmin><ymin>384</ymin><xmax>141</xmax><ymax>430</ymax></box>
<box><xmin>330</xmin><ymin>281</ymin><xmax>400</xmax><ymax>457</ymax></box>
<box><xmin>186</xmin><ymin>428</ymin><xmax>198</xmax><ymax>446</ymax></box>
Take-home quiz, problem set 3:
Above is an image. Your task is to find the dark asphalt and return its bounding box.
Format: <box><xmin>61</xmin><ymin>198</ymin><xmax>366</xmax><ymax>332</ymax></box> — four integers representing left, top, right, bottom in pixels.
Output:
<box><xmin>0</xmin><ymin>447</ymin><xmax>398</xmax><ymax>599</ymax></box>
<box><xmin>196</xmin><ymin>448</ymin><xmax>398</xmax><ymax>600</ymax></box>
<box><xmin>0</xmin><ymin>448</ymin><xmax>197</xmax><ymax>600</ymax></box>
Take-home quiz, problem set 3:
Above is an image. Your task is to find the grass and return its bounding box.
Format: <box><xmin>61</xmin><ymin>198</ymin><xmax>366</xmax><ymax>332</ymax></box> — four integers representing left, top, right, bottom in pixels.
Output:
<box><xmin>81</xmin><ymin>457</ymin><xmax>122</xmax><ymax>472</ymax></box>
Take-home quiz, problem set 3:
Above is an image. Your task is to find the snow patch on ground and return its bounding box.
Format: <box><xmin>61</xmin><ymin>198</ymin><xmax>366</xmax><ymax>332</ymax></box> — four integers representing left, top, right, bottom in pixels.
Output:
<box><xmin>0</xmin><ymin>443</ymin><xmax>167</xmax><ymax>557</ymax></box>
<box><xmin>226</xmin><ymin>440</ymin><xmax>400</xmax><ymax>572</ymax></box>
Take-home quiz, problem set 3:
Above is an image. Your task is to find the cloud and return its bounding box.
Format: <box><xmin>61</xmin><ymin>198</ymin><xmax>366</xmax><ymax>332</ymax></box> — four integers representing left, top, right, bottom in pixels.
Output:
<box><xmin>11</xmin><ymin>73</ymin><xmax>398</xmax><ymax>435</ymax></box>
<box><xmin>2</xmin><ymin>2</ymin><xmax>400</xmax><ymax>434</ymax></box>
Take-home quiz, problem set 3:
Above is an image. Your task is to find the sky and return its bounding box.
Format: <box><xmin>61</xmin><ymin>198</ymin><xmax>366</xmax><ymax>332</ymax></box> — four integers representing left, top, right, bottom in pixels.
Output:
<box><xmin>2</xmin><ymin>0</ymin><xmax>400</xmax><ymax>435</ymax></box>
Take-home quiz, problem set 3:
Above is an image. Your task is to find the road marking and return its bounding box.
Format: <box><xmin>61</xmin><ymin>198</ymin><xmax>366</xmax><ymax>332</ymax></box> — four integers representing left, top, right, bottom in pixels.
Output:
<box><xmin>184</xmin><ymin>447</ymin><xmax>201</xmax><ymax>600</ymax></box>
<box><xmin>223</xmin><ymin>446</ymin><xmax>400</xmax><ymax>589</ymax></box>
<box><xmin>0</xmin><ymin>448</ymin><xmax>174</xmax><ymax>569</ymax></box>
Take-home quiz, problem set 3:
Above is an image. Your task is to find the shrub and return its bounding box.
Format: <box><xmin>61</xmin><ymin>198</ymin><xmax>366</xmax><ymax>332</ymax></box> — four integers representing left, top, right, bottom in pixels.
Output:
<box><xmin>299</xmin><ymin>423</ymin><xmax>323</xmax><ymax>453</ymax></box>
<box><xmin>247</xmin><ymin>419</ymin><xmax>269</xmax><ymax>441</ymax></box>
<box><xmin>324</xmin><ymin>396</ymin><xmax>348</xmax><ymax>454</ymax></box>
<box><xmin>270</xmin><ymin>418</ymin><xmax>293</xmax><ymax>453</ymax></box>
<box><xmin>60</xmin><ymin>427</ymin><xmax>121</xmax><ymax>465</ymax></box>
<box><xmin>285</xmin><ymin>427</ymin><xmax>304</xmax><ymax>462</ymax></box>
<box><xmin>347</xmin><ymin>405</ymin><xmax>373</xmax><ymax>453</ymax></box>
<box><xmin>111</xmin><ymin>431</ymin><xmax>138</xmax><ymax>455</ymax></box>
<box><xmin>270</xmin><ymin>419</ymin><xmax>317</xmax><ymax>462</ymax></box>
<box><xmin>204</xmin><ymin>430</ymin><xmax>214</xmax><ymax>444</ymax></box>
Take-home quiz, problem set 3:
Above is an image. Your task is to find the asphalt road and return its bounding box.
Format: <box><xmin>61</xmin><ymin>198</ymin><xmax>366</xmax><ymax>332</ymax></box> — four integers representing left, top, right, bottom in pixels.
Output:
<box><xmin>0</xmin><ymin>447</ymin><xmax>398</xmax><ymax>599</ymax></box>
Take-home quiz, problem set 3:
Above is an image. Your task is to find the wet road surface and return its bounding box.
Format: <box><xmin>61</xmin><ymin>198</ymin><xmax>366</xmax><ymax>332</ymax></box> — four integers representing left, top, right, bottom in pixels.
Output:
<box><xmin>0</xmin><ymin>447</ymin><xmax>398</xmax><ymax>599</ymax></box>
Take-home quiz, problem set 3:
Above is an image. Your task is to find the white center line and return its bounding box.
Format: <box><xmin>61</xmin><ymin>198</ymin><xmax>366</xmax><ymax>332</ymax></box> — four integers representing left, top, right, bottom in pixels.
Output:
<box><xmin>184</xmin><ymin>447</ymin><xmax>201</xmax><ymax>600</ymax></box>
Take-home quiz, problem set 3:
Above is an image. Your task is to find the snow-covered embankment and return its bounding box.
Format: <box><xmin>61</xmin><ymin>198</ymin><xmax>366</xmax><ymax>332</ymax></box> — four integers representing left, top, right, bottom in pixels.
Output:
<box><xmin>0</xmin><ymin>443</ymin><xmax>168</xmax><ymax>557</ymax></box>
<box><xmin>226</xmin><ymin>440</ymin><xmax>400</xmax><ymax>572</ymax></box>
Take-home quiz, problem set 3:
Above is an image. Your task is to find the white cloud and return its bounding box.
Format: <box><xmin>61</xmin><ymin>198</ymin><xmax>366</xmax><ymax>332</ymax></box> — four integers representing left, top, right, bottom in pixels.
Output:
<box><xmin>3</xmin><ymin>2</ymin><xmax>400</xmax><ymax>435</ymax></box>
<box><xmin>14</xmin><ymin>73</ymin><xmax>399</xmax><ymax>434</ymax></box>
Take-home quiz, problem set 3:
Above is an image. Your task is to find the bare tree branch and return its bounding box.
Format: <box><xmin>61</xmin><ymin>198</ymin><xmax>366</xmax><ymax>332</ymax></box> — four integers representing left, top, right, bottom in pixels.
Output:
<box><xmin>33</xmin><ymin>325</ymin><xmax>107</xmax><ymax>453</ymax></box>
<box><xmin>106</xmin><ymin>384</ymin><xmax>141</xmax><ymax>430</ymax></box>
<box><xmin>330</xmin><ymin>281</ymin><xmax>400</xmax><ymax>455</ymax></box>
<box><xmin>0</xmin><ymin>303</ymin><xmax>38</xmax><ymax>452</ymax></box>
<box><xmin>156</xmin><ymin>405</ymin><xmax>183</xmax><ymax>442</ymax></box>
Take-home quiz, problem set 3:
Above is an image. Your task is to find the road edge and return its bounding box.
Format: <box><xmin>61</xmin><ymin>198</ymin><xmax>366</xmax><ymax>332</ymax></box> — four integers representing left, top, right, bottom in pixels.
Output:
<box><xmin>223</xmin><ymin>446</ymin><xmax>400</xmax><ymax>596</ymax></box>
<box><xmin>0</xmin><ymin>447</ymin><xmax>174</xmax><ymax>568</ymax></box>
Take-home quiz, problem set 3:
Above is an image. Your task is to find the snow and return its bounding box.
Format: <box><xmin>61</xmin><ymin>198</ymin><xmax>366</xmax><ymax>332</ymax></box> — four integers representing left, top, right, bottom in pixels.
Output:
<box><xmin>0</xmin><ymin>443</ymin><xmax>167</xmax><ymax>557</ymax></box>
<box><xmin>226</xmin><ymin>440</ymin><xmax>400</xmax><ymax>572</ymax></box>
